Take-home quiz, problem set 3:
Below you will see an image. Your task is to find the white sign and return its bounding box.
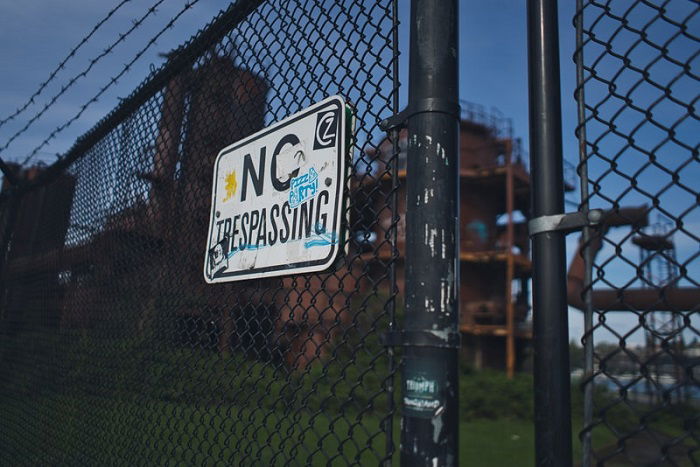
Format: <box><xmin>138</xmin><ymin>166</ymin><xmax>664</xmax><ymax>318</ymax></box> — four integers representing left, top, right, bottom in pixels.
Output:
<box><xmin>204</xmin><ymin>96</ymin><xmax>349</xmax><ymax>283</ymax></box>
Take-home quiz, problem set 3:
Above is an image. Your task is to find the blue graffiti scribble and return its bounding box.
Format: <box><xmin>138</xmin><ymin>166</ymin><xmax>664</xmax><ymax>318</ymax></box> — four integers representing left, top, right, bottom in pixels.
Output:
<box><xmin>289</xmin><ymin>167</ymin><xmax>318</xmax><ymax>208</ymax></box>
<box><xmin>222</xmin><ymin>230</ymin><xmax>336</xmax><ymax>260</ymax></box>
<box><xmin>304</xmin><ymin>231</ymin><xmax>338</xmax><ymax>248</ymax></box>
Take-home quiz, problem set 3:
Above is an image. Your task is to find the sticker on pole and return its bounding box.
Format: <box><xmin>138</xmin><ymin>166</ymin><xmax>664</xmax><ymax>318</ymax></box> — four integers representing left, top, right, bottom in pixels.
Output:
<box><xmin>403</xmin><ymin>356</ymin><xmax>444</xmax><ymax>418</ymax></box>
<box><xmin>204</xmin><ymin>96</ymin><xmax>350</xmax><ymax>283</ymax></box>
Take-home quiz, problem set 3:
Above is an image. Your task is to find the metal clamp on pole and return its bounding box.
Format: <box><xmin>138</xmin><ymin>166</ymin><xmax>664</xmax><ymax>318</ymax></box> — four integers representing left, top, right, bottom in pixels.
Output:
<box><xmin>382</xmin><ymin>330</ymin><xmax>461</xmax><ymax>349</ymax></box>
<box><xmin>528</xmin><ymin>208</ymin><xmax>603</xmax><ymax>237</ymax></box>
<box><xmin>378</xmin><ymin>97</ymin><xmax>461</xmax><ymax>131</ymax></box>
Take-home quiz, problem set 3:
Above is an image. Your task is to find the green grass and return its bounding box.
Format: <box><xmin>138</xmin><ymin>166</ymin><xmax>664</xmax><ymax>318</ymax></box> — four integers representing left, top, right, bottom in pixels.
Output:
<box><xmin>1</xmin><ymin>391</ymin><xmax>695</xmax><ymax>465</ymax></box>
<box><xmin>0</xmin><ymin>386</ymin><xmax>635</xmax><ymax>467</ymax></box>
<box><xmin>461</xmin><ymin>418</ymin><xmax>535</xmax><ymax>466</ymax></box>
<box><xmin>0</xmin><ymin>393</ymin><xmax>391</xmax><ymax>466</ymax></box>
<box><xmin>460</xmin><ymin>417</ymin><xmax>621</xmax><ymax>466</ymax></box>
<box><xmin>0</xmin><ymin>332</ymin><xmax>696</xmax><ymax>465</ymax></box>
<box><xmin>1</xmin><ymin>392</ymin><xmax>537</xmax><ymax>466</ymax></box>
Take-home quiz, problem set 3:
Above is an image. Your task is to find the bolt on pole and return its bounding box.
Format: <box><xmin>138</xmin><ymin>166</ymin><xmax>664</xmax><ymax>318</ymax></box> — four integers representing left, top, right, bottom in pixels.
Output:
<box><xmin>527</xmin><ymin>0</ymin><xmax>573</xmax><ymax>465</ymax></box>
<box><xmin>400</xmin><ymin>0</ymin><xmax>460</xmax><ymax>465</ymax></box>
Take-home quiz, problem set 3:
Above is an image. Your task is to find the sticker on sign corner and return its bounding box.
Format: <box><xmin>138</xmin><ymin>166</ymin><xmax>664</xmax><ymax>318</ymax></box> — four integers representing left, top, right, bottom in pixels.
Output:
<box><xmin>204</xmin><ymin>96</ymin><xmax>350</xmax><ymax>283</ymax></box>
<box><xmin>403</xmin><ymin>356</ymin><xmax>444</xmax><ymax>418</ymax></box>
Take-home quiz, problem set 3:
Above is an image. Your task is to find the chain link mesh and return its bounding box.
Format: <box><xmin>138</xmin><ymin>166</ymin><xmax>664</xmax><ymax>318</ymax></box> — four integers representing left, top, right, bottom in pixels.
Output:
<box><xmin>574</xmin><ymin>0</ymin><xmax>699</xmax><ymax>464</ymax></box>
<box><xmin>0</xmin><ymin>1</ymin><xmax>400</xmax><ymax>464</ymax></box>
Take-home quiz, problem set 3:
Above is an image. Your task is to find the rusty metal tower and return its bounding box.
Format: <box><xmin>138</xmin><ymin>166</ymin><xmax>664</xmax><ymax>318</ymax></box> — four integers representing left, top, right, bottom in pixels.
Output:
<box><xmin>633</xmin><ymin>216</ymin><xmax>685</xmax><ymax>402</ymax></box>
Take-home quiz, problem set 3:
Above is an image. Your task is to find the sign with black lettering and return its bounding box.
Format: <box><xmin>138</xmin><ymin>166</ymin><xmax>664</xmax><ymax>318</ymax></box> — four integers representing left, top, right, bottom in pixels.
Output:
<box><xmin>204</xmin><ymin>96</ymin><xmax>350</xmax><ymax>283</ymax></box>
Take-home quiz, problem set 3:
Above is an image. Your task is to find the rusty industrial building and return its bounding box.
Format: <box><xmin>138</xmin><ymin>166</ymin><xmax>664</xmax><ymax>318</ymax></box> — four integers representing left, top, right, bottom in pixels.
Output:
<box><xmin>0</xmin><ymin>55</ymin><xmax>270</xmax><ymax>349</ymax></box>
<box><xmin>0</xmin><ymin>55</ymin><xmax>538</xmax><ymax>375</ymax></box>
<box><xmin>3</xmin><ymin>54</ymin><xmax>698</xmax><ymax>377</ymax></box>
<box><xmin>0</xmin><ymin>54</ymin><xmax>357</xmax><ymax>370</ymax></box>
<box><xmin>0</xmin><ymin>54</ymin><xmax>545</xmax><ymax>376</ymax></box>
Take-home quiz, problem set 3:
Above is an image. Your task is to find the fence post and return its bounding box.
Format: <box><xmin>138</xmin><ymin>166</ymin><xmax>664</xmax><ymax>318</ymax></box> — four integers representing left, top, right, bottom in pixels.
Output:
<box><xmin>0</xmin><ymin>191</ymin><xmax>20</xmax><ymax>326</ymax></box>
<box><xmin>0</xmin><ymin>183</ymin><xmax>21</xmax><ymax>278</ymax></box>
<box><xmin>400</xmin><ymin>0</ymin><xmax>460</xmax><ymax>464</ymax></box>
<box><xmin>526</xmin><ymin>0</ymin><xmax>573</xmax><ymax>465</ymax></box>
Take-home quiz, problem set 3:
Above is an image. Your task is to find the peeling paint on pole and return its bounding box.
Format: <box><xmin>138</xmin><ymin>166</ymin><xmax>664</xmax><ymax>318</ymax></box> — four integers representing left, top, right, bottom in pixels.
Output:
<box><xmin>400</xmin><ymin>0</ymin><xmax>459</xmax><ymax>464</ymax></box>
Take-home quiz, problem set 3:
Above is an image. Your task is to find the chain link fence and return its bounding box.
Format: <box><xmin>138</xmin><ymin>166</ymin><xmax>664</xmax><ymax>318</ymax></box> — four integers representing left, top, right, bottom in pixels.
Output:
<box><xmin>574</xmin><ymin>0</ymin><xmax>699</xmax><ymax>464</ymax></box>
<box><xmin>0</xmin><ymin>0</ymin><xmax>401</xmax><ymax>464</ymax></box>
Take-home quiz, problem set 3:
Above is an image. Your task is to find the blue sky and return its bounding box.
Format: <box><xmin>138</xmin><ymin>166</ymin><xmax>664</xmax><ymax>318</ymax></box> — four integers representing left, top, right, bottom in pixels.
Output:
<box><xmin>0</xmin><ymin>0</ymin><xmax>228</xmax><ymax>162</ymax></box>
<box><xmin>0</xmin><ymin>0</ymin><xmax>544</xmax><ymax>166</ymax></box>
<box><xmin>0</xmin><ymin>0</ymin><xmax>697</xmax><ymax>346</ymax></box>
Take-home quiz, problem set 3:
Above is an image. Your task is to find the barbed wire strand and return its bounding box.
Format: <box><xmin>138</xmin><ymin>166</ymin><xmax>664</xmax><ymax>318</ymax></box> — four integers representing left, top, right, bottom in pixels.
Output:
<box><xmin>0</xmin><ymin>0</ymin><xmax>171</xmax><ymax>163</ymax></box>
<box><xmin>0</xmin><ymin>0</ymin><xmax>262</xmax><ymax>199</ymax></box>
<box><xmin>0</xmin><ymin>0</ymin><xmax>132</xmax><ymax>130</ymax></box>
<box><xmin>19</xmin><ymin>0</ymin><xmax>204</xmax><ymax>167</ymax></box>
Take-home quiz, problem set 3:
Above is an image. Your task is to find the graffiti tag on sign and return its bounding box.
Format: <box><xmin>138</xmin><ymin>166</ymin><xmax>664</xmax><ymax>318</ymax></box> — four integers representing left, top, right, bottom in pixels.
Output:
<box><xmin>204</xmin><ymin>96</ymin><xmax>349</xmax><ymax>283</ymax></box>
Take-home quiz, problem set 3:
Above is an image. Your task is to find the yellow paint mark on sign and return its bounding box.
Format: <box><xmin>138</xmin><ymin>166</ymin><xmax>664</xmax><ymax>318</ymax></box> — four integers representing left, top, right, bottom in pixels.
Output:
<box><xmin>223</xmin><ymin>170</ymin><xmax>238</xmax><ymax>202</ymax></box>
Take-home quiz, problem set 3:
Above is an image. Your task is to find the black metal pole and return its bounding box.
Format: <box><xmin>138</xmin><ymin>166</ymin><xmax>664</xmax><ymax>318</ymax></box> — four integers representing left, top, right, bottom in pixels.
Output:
<box><xmin>527</xmin><ymin>0</ymin><xmax>573</xmax><ymax>465</ymax></box>
<box><xmin>401</xmin><ymin>0</ymin><xmax>459</xmax><ymax>465</ymax></box>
